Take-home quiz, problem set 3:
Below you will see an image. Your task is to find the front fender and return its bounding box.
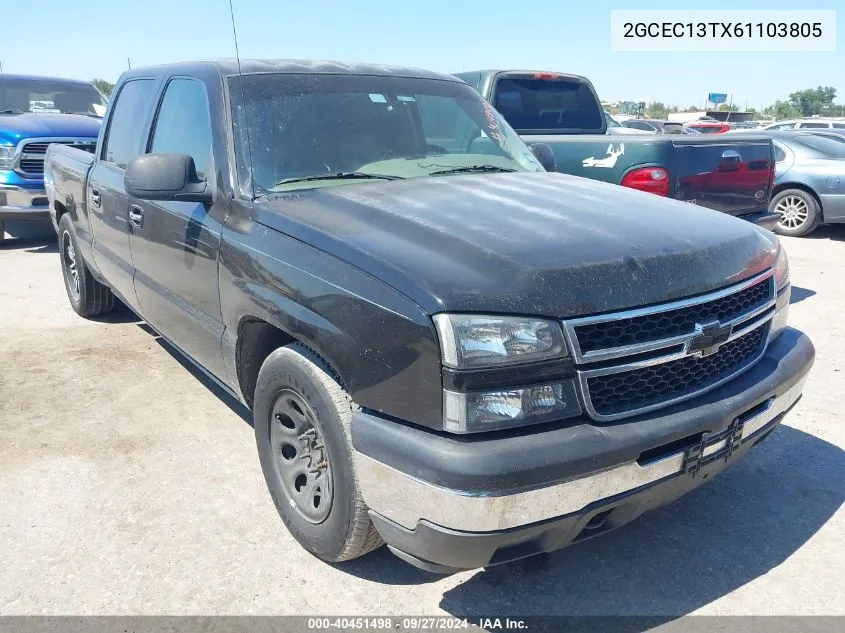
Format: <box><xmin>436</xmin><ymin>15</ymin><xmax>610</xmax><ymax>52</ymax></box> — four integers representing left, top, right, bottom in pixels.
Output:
<box><xmin>218</xmin><ymin>222</ymin><xmax>443</xmax><ymax>429</ymax></box>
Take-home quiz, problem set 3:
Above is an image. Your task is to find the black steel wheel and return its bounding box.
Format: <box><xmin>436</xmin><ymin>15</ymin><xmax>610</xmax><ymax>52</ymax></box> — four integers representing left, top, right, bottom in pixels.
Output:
<box><xmin>253</xmin><ymin>343</ymin><xmax>383</xmax><ymax>562</ymax></box>
<box><xmin>269</xmin><ymin>389</ymin><xmax>333</xmax><ymax>524</ymax></box>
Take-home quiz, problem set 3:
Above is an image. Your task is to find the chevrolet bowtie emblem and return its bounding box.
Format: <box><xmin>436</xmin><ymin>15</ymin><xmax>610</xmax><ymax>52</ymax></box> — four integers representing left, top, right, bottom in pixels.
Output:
<box><xmin>687</xmin><ymin>321</ymin><xmax>732</xmax><ymax>357</ymax></box>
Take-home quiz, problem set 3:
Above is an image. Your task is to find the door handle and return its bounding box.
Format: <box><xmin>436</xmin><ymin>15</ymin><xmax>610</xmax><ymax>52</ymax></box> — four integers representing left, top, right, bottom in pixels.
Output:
<box><xmin>90</xmin><ymin>189</ymin><xmax>101</xmax><ymax>207</ymax></box>
<box><xmin>128</xmin><ymin>205</ymin><xmax>144</xmax><ymax>230</ymax></box>
<box><xmin>720</xmin><ymin>149</ymin><xmax>742</xmax><ymax>171</ymax></box>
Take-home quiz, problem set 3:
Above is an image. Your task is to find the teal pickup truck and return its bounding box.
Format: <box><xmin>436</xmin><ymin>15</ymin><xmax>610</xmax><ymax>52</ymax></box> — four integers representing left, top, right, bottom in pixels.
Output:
<box><xmin>455</xmin><ymin>70</ymin><xmax>779</xmax><ymax>228</ymax></box>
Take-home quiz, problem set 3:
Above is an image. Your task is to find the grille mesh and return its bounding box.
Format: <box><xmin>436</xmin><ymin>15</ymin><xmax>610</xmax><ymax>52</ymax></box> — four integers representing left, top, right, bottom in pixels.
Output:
<box><xmin>575</xmin><ymin>279</ymin><xmax>772</xmax><ymax>353</ymax></box>
<box><xmin>16</xmin><ymin>140</ymin><xmax>97</xmax><ymax>175</ymax></box>
<box><xmin>586</xmin><ymin>323</ymin><xmax>769</xmax><ymax>417</ymax></box>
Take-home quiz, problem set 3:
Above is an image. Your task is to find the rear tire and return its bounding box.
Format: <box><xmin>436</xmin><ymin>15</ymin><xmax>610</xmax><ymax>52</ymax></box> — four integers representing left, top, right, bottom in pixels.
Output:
<box><xmin>58</xmin><ymin>213</ymin><xmax>116</xmax><ymax>317</ymax></box>
<box><xmin>771</xmin><ymin>188</ymin><xmax>821</xmax><ymax>237</ymax></box>
<box><xmin>254</xmin><ymin>343</ymin><xmax>383</xmax><ymax>562</ymax></box>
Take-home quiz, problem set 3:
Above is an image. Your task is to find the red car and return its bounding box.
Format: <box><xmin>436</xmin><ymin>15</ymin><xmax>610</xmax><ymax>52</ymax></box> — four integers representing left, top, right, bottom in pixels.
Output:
<box><xmin>686</xmin><ymin>121</ymin><xmax>732</xmax><ymax>134</ymax></box>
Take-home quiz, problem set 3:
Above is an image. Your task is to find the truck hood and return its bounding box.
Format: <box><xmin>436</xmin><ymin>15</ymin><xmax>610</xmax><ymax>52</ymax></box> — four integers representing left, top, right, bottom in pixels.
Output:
<box><xmin>254</xmin><ymin>172</ymin><xmax>778</xmax><ymax>318</ymax></box>
<box><xmin>0</xmin><ymin>112</ymin><xmax>101</xmax><ymax>145</ymax></box>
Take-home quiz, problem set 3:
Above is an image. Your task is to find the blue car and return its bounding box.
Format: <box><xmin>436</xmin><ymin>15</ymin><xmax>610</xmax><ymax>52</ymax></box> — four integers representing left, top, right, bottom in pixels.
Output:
<box><xmin>1</xmin><ymin>74</ymin><xmax>105</xmax><ymax>241</ymax></box>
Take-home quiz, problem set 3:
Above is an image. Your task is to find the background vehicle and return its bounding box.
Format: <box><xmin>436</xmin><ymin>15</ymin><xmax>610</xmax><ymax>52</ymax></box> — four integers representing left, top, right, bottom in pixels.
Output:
<box><xmin>0</xmin><ymin>74</ymin><xmax>104</xmax><ymax>241</ymax></box>
<box><xmin>686</xmin><ymin>121</ymin><xmax>732</xmax><ymax>134</ymax></box>
<box><xmin>455</xmin><ymin>69</ymin><xmax>778</xmax><ymax>228</ymax></box>
<box><xmin>46</xmin><ymin>59</ymin><xmax>813</xmax><ymax>573</ymax></box>
<box><xmin>763</xmin><ymin>118</ymin><xmax>845</xmax><ymax>131</ymax></box>
<box><xmin>622</xmin><ymin>119</ymin><xmax>700</xmax><ymax>134</ymax></box>
<box><xmin>758</xmin><ymin>131</ymin><xmax>845</xmax><ymax>236</ymax></box>
<box><xmin>605</xmin><ymin>111</ymin><xmax>654</xmax><ymax>135</ymax></box>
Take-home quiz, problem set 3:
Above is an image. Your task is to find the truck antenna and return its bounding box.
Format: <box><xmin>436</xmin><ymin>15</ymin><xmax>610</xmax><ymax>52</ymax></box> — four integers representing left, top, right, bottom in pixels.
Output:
<box><xmin>228</xmin><ymin>0</ymin><xmax>255</xmax><ymax>200</ymax></box>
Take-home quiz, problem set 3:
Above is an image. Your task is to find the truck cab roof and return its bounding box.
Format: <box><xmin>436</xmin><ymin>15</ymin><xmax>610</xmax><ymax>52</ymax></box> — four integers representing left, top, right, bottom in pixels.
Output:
<box><xmin>118</xmin><ymin>59</ymin><xmax>462</xmax><ymax>82</ymax></box>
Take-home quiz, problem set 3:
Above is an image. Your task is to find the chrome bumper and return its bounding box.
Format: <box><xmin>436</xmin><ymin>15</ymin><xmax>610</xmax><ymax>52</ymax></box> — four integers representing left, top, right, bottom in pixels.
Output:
<box><xmin>0</xmin><ymin>184</ymin><xmax>50</xmax><ymax>219</ymax></box>
<box><xmin>355</xmin><ymin>373</ymin><xmax>807</xmax><ymax>533</ymax></box>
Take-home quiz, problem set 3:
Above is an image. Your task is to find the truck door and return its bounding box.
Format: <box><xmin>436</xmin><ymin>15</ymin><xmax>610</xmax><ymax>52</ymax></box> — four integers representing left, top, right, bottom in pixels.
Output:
<box><xmin>87</xmin><ymin>78</ymin><xmax>158</xmax><ymax>309</ymax></box>
<box><xmin>128</xmin><ymin>77</ymin><xmax>226</xmax><ymax>377</ymax></box>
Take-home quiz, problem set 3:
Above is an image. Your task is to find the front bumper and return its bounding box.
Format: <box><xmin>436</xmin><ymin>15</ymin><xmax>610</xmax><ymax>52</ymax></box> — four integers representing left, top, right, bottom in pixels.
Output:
<box><xmin>0</xmin><ymin>184</ymin><xmax>50</xmax><ymax>221</ymax></box>
<box><xmin>352</xmin><ymin>328</ymin><xmax>814</xmax><ymax>572</ymax></box>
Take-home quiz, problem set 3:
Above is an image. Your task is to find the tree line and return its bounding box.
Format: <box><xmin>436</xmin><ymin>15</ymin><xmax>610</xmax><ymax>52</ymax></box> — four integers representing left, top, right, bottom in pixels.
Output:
<box><xmin>610</xmin><ymin>86</ymin><xmax>844</xmax><ymax>121</ymax></box>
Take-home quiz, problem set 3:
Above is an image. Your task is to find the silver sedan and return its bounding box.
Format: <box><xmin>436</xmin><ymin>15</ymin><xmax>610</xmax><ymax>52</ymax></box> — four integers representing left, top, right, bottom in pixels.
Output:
<box><xmin>734</xmin><ymin>130</ymin><xmax>845</xmax><ymax>236</ymax></box>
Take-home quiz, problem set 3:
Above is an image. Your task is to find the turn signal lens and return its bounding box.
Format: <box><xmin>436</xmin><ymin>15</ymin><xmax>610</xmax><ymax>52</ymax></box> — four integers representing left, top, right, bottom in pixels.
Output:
<box><xmin>443</xmin><ymin>381</ymin><xmax>581</xmax><ymax>433</ymax></box>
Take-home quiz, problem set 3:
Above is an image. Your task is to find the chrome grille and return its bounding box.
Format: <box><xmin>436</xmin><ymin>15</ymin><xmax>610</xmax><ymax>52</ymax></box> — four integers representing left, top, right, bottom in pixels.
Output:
<box><xmin>563</xmin><ymin>270</ymin><xmax>777</xmax><ymax>421</ymax></box>
<box><xmin>575</xmin><ymin>279</ymin><xmax>772</xmax><ymax>353</ymax></box>
<box><xmin>14</xmin><ymin>138</ymin><xmax>98</xmax><ymax>177</ymax></box>
<box><xmin>586</xmin><ymin>323</ymin><xmax>769</xmax><ymax>418</ymax></box>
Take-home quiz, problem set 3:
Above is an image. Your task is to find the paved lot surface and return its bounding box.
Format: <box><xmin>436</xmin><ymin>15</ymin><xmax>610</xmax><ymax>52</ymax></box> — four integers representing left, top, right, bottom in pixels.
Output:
<box><xmin>1</xmin><ymin>223</ymin><xmax>843</xmax><ymax>618</ymax></box>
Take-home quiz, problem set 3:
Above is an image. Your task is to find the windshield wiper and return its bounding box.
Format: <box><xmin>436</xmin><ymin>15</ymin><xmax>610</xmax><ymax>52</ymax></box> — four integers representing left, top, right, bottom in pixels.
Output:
<box><xmin>275</xmin><ymin>172</ymin><xmax>405</xmax><ymax>187</ymax></box>
<box><xmin>429</xmin><ymin>165</ymin><xmax>517</xmax><ymax>176</ymax></box>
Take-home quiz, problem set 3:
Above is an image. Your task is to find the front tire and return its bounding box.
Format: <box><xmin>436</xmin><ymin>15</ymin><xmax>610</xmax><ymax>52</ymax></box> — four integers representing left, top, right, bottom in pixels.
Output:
<box><xmin>254</xmin><ymin>343</ymin><xmax>383</xmax><ymax>562</ymax></box>
<box><xmin>772</xmin><ymin>188</ymin><xmax>821</xmax><ymax>237</ymax></box>
<box><xmin>58</xmin><ymin>213</ymin><xmax>116</xmax><ymax>317</ymax></box>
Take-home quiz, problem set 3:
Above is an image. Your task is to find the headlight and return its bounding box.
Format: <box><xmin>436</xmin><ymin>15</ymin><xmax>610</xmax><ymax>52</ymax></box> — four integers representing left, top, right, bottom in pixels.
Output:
<box><xmin>773</xmin><ymin>242</ymin><xmax>789</xmax><ymax>290</ymax></box>
<box><xmin>0</xmin><ymin>145</ymin><xmax>14</xmax><ymax>170</ymax></box>
<box><xmin>443</xmin><ymin>381</ymin><xmax>581</xmax><ymax>433</ymax></box>
<box><xmin>769</xmin><ymin>243</ymin><xmax>790</xmax><ymax>342</ymax></box>
<box><xmin>433</xmin><ymin>314</ymin><xmax>567</xmax><ymax>369</ymax></box>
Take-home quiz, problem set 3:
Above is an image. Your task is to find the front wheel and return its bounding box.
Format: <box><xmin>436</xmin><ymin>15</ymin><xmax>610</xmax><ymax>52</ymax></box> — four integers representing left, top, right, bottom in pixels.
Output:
<box><xmin>253</xmin><ymin>343</ymin><xmax>383</xmax><ymax>562</ymax></box>
<box><xmin>771</xmin><ymin>189</ymin><xmax>821</xmax><ymax>237</ymax></box>
<box><xmin>58</xmin><ymin>213</ymin><xmax>116</xmax><ymax>317</ymax></box>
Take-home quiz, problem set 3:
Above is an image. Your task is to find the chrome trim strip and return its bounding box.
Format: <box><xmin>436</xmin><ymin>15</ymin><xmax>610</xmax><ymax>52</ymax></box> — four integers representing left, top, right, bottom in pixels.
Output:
<box><xmin>562</xmin><ymin>270</ymin><xmax>775</xmax><ymax>365</ymax></box>
<box><xmin>356</xmin><ymin>375</ymin><xmax>806</xmax><ymax>532</ymax></box>
<box><xmin>579</xmin><ymin>321</ymin><xmax>772</xmax><ymax>422</ymax></box>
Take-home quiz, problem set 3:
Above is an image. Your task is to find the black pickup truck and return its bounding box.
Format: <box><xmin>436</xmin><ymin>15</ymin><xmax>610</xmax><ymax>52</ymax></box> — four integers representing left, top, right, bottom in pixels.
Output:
<box><xmin>46</xmin><ymin>59</ymin><xmax>814</xmax><ymax>573</ymax></box>
<box><xmin>455</xmin><ymin>70</ymin><xmax>781</xmax><ymax>229</ymax></box>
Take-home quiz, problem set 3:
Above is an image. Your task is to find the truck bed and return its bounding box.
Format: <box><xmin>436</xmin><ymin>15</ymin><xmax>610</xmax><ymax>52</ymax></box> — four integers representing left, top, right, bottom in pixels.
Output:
<box><xmin>520</xmin><ymin>132</ymin><xmax>775</xmax><ymax>221</ymax></box>
<box><xmin>44</xmin><ymin>143</ymin><xmax>96</xmax><ymax>231</ymax></box>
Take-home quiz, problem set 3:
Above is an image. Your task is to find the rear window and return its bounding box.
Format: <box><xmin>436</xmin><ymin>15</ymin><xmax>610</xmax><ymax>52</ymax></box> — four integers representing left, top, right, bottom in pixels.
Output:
<box><xmin>491</xmin><ymin>75</ymin><xmax>603</xmax><ymax>132</ymax></box>
<box><xmin>792</xmin><ymin>135</ymin><xmax>845</xmax><ymax>158</ymax></box>
<box><xmin>798</xmin><ymin>122</ymin><xmax>829</xmax><ymax>129</ymax></box>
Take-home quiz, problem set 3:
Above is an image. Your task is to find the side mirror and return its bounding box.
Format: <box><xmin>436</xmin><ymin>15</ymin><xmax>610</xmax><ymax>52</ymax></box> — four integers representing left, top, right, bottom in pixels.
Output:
<box><xmin>529</xmin><ymin>143</ymin><xmax>557</xmax><ymax>172</ymax></box>
<box><xmin>125</xmin><ymin>153</ymin><xmax>212</xmax><ymax>204</ymax></box>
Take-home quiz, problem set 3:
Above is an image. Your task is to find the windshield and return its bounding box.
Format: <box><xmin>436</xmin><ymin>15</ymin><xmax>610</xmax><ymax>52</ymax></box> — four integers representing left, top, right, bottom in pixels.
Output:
<box><xmin>0</xmin><ymin>78</ymin><xmax>106</xmax><ymax>116</ymax></box>
<box><xmin>791</xmin><ymin>134</ymin><xmax>845</xmax><ymax>158</ymax></box>
<box><xmin>229</xmin><ymin>73</ymin><xmax>543</xmax><ymax>195</ymax></box>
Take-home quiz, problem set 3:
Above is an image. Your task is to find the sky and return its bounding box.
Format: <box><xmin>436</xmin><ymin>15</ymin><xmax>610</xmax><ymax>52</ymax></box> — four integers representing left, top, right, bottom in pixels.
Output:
<box><xmin>2</xmin><ymin>0</ymin><xmax>842</xmax><ymax>110</ymax></box>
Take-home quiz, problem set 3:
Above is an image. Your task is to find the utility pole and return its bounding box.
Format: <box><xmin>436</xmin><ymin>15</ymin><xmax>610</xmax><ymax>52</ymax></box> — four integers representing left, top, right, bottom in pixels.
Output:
<box><xmin>127</xmin><ymin>58</ymin><xmax>132</xmax><ymax>69</ymax></box>
<box><xmin>0</xmin><ymin>60</ymin><xmax>4</xmax><ymax>73</ymax></box>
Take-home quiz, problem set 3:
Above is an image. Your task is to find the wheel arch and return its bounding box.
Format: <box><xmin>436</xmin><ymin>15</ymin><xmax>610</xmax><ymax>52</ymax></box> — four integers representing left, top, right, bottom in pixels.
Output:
<box><xmin>233</xmin><ymin>304</ymin><xmax>354</xmax><ymax>410</ymax></box>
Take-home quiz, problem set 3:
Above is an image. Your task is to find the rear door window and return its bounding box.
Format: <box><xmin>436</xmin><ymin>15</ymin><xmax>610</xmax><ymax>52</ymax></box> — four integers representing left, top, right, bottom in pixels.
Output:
<box><xmin>102</xmin><ymin>79</ymin><xmax>157</xmax><ymax>170</ymax></box>
<box><xmin>491</xmin><ymin>75</ymin><xmax>603</xmax><ymax>132</ymax></box>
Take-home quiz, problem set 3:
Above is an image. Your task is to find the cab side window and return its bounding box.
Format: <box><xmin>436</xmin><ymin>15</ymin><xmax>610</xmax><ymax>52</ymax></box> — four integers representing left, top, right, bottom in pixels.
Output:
<box><xmin>101</xmin><ymin>79</ymin><xmax>157</xmax><ymax>170</ymax></box>
<box><xmin>150</xmin><ymin>78</ymin><xmax>213</xmax><ymax>179</ymax></box>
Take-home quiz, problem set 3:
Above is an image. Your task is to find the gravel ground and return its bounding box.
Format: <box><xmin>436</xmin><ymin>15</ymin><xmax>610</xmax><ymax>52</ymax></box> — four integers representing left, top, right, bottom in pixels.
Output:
<box><xmin>1</xmin><ymin>222</ymin><xmax>843</xmax><ymax>618</ymax></box>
